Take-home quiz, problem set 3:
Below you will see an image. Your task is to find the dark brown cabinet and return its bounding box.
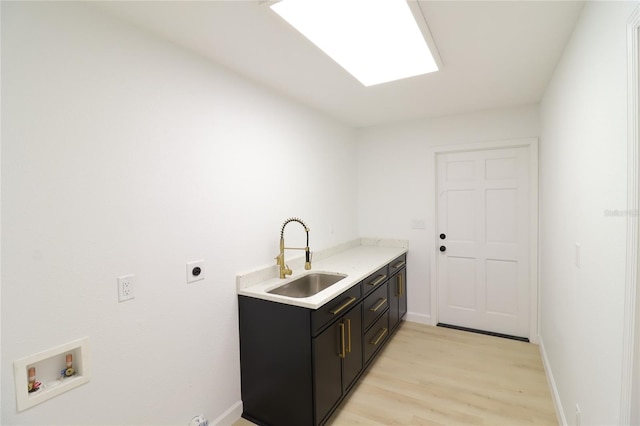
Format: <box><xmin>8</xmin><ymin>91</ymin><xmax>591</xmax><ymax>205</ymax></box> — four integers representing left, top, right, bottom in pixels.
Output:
<box><xmin>313</xmin><ymin>303</ymin><xmax>362</xmax><ymax>423</ymax></box>
<box><xmin>238</xmin><ymin>296</ymin><xmax>314</xmax><ymax>426</ymax></box>
<box><xmin>340</xmin><ymin>304</ymin><xmax>364</xmax><ymax>392</ymax></box>
<box><xmin>238</xmin><ymin>254</ymin><xmax>407</xmax><ymax>426</ymax></box>
<box><xmin>388</xmin><ymin>254</ymin><xmax>407</xmax><ymax>332</ymax></box>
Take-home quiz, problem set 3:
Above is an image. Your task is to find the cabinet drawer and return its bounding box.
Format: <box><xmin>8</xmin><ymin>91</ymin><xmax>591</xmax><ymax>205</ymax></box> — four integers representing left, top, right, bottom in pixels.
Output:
<box><xmin>311</xmin><ymin>284</ymin><xmax>361</xmax><ymax>336</ymax></box>
<box><xmin>361</xmin><ymin>266</ymin><xmax>389</xmax><ymax>297</ymax></box>
<box><xmin>363</xmin><ymin>282</ymin><xmax>388</xmax><ymax>331</ymax></box>
<box><xmin>364</xmin><ymin>310</ymin><xmax>389</xmax><ymax>364</ymax></box>
<box><xmin>389</xmin><ymin>254</ymin><xmax>407</xmax><ymax>277</ymax></box>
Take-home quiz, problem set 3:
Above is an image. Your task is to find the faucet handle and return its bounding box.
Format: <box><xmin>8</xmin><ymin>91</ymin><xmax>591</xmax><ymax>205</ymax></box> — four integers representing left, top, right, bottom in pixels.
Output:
<box><xmin>282</xmin><ymin>264</ymin><xmax>292</xmax><ymax>278</ymax></box>
<box><xmin>305</xmin><ymin>249</ymin><xmax>312</xmax><ymax>270</ymax></box>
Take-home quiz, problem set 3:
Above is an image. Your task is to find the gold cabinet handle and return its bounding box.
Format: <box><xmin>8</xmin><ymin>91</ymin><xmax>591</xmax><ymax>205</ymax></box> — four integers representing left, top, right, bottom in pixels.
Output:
<box><xmin>368</xmin><ymin>274</ymin><xmax>387</xmax><ymax>287</ymax></box>
<box><xmin>392</xmin><ymin>260</ymin><xmax>406</xmax><ymax>269</ymax></box>
<box><xmin>396</xmin><ymin>274</ymin><xmax>404</xmax><ymax>297</ymax></box>
<box><xmin>370</xmin><ymin>327</ymin><xmax>388</xmax><ymax>346</ymax></box>
<box><xmin>339</xmin><ymin>323</ymin><xmax>346</xmax><ymax>358</ymax></box>
<box><xmin>369</xmin><ymin>297</ymin><xmax>387</xmax><ymax>312</ymax></box>
<box><xmin>330</xmin><ymin>296</ymin><xmax>356</xmax><ymax>315</ymax></box>
<box><xmin>346</xmin><ymin>319</ymin><xmax>352</xmax><ymax>354</ymax></box>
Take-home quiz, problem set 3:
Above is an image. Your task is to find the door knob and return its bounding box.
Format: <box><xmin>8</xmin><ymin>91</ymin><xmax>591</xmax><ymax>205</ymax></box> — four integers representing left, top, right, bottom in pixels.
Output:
<box><xmin>439</xmin><ymin>246</ymin><xmax>446</xmax><ymax>252</ymax></box>
<box><xmin>439</xmin><ymin>233</ymin><xmax>446</xmax><ymax>240</ymax></box>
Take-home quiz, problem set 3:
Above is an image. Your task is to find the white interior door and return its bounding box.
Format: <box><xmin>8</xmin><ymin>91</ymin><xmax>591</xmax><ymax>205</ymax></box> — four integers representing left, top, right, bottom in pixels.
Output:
<box><xmin>436</xmin><ymin>147</ymin><xmax>530</xmax><ymax>338</ymax></box>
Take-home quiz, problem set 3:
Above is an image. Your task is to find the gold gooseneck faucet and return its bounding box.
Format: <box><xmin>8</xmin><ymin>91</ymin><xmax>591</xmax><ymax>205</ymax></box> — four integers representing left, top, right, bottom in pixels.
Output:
<box><xmin>276</xmin><ymin>217</ymin><xmax>312</xmax><ymax>279</ymax></box>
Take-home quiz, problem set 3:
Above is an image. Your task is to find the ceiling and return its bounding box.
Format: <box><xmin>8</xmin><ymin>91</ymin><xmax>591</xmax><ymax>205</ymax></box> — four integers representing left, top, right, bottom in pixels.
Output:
<box><xmin>93</xmin><ymin>1</ymin><xmax>585</xmax><ymax>128</ymax></box>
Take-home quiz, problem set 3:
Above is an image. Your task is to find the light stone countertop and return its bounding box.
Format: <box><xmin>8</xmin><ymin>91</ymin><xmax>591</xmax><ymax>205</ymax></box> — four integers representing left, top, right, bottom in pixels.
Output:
<box><xmin>236</xmin><ymin>238</ymin><xmax>408</xmax><ymax>309</ymax></box>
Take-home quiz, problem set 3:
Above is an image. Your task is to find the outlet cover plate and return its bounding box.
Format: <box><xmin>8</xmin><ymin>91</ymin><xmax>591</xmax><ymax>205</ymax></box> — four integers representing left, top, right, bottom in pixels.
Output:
<box><xmin>186</xmin><ymin>260</ymin><xmax>205</xmax><ymax>284</ymax></box>
<box><xmin>117</xmin><ymin>275</ymin><xmax>135</xmax><ymax>302</ymax></box>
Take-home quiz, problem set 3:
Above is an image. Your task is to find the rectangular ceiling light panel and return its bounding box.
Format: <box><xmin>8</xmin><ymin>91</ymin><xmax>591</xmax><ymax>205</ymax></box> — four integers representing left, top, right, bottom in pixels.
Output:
<box><xmin>270</xmin><ymin>0</ymin><xmax>439</xmax><ymax>86</ymax></box>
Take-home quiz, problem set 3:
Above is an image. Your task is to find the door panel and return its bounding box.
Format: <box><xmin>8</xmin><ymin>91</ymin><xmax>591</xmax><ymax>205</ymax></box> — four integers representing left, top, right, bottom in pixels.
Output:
<box><xmin>485</xmin><ymin>156</ymin><xmax>517</xmax><ymax>180</ymax></box>
<box><xmin>485</xmin><ymin>259</ymin><xmax>518</xmax><ymax>315</ymax></box>
<box><xmin>486</xmin><ymin>189</ymin><xmax>517</xmax><ymax>243</ymax></box>
<box><xmin>445</xmin><ymin>257</ymin><xmax>476</xmax><ymax>310</ymax></box>
<box><xmin>446</xmin><ymin>190</ymin><xmax>476</xmax><ymax>241</ymax></box>
<box><xmin>446</xmin><ymin>159</ymin><xmax>475</xmax><ymax>180</ymax></box>
<box><xmin>437</xmin><ymin>147</ymin><xmax>530</xmax><ymax>338</ymax></box>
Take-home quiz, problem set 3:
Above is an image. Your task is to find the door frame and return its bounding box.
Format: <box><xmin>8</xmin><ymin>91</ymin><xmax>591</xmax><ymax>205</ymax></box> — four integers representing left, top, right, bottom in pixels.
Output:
<box><xmin>428</xmin><ymin>138</ymin><xmax>539</xmax><ymax>343</ymax></box>
<box><xmin>621</xmin><ymin>5</ymin><xmax>640</xmax><ymax>424</ymax></box>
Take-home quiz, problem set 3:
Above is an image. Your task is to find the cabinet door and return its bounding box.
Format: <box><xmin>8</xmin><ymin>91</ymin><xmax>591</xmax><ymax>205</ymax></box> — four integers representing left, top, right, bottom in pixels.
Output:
<box><xmin>397</xmin><ymin>268</ymin><xmax>407</xmax><ymax>322</ymax></box>
<box><xmin>313</xmin><ymin>303</ymin><xmax>364</xmax><ymax>424</ymax></box>
<box><xmin>313</xmin><ymin>323</ymin><xmax>342</xmax><ymax>424</ymax></box>
<box><xmin>389</xmin><ymin>268</ymin><xmax>407</xmax><ymax>331</ymax></box>
<box><xmin>342</xmin><ymin>303</ymin><xmax>363</xmax><ymax>392</ymax></box>
<box><xmin>388</xmin><ymin>273</ymin><xmax>400</xmax><ymax>331</ymax></box>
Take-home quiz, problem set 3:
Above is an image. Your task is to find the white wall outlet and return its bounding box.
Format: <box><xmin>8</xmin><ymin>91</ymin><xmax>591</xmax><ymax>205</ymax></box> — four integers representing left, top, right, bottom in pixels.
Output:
<box><xmin>117</xmin><ymin>274</ymin><xmax>135</xmax><ymax>302</ymax></box>
<box><xmin>186</xmin><ymin>260</ymin><xmax>205</xmax><ymax>284</ymax></box>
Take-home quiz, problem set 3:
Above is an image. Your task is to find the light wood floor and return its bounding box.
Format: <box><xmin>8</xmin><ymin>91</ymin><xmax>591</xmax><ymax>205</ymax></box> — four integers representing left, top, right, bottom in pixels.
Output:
<box><xmin>234</xmin><ymin>321</ymin><xmax>557</xmax><ymax>425</ymax></box>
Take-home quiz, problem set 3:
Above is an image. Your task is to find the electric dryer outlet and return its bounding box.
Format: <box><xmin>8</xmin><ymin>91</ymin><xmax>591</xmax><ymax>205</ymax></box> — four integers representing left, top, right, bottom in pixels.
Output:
<box><xmin>186</xmin><ymin>260</ymin><xmax>205</xmax><ymax>284</ymax></box>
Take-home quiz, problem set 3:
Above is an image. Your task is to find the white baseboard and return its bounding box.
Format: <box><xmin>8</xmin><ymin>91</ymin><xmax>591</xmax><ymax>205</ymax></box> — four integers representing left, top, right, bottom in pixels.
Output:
<box><xmin>212</xmin><ymin>400</ymin><xmax>243</xmax><ymax>426</ymax></box>
<box><xmin>538</xmin><ymin>335</ymin><xmax>566</xmax><ymax>426</ymax></box>
<box><xmin>405</xmin><ymin>311</ymin><xmax>431</xmax><ymax>325</ymax></box>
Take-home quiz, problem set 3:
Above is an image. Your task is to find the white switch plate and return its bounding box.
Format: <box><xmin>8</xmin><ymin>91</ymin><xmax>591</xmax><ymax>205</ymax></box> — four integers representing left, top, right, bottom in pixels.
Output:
<box><xmin>117</xmin><ymin>275</ymin><xmax>135</xmax><ymax>302</ymax></box>
<box><xmin>411</xmin><ymin>219</ymin><xmax>426</xmax><ymax>229</ymax></box>
<box><xmin>575</xmin><ymin>243</ymin><xmax>581</xmax><ymax>268</ymax></box>
<box><xmin>186</xmin><ymin>260</ymin><xmax>205</xmax><ymax>284</ymax></box>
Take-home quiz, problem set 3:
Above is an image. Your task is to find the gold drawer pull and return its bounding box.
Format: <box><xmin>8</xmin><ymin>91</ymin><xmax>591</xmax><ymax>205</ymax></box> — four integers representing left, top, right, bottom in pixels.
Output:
<box><xmin>367</xmin><ymin>274</ymin><xmax>387</xmax><ymax>286</ymax></box>
<box><xmin>392</xmin><ymin>260</ymin><xmax>406</xmax><ymax>269</ymax></box>
<box><xmin>330</xmin><ymin>296</ymin><xmax>357</xmax><ymax>315</ymax></box>
<box><xmin>339</xmin><ymin>323</ymin><xmax>346</xmax><ymax>358</ymax></box>
<box><xmin>369</xmin><ymin>297</ymin><xmax>387</xmax><ymax>312</ymax></box>
<box><xmin>370</xmin><ymin>327</ymin><xmax>388</xmax><ymax>346</ymax></box>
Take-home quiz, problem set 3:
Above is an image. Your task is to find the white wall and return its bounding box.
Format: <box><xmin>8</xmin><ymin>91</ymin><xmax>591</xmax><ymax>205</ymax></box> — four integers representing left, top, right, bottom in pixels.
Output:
<box><xmin>356</xmin><ymin>105</ymin><xmax>539</xmax><ymax>324</ymax></box>
<box><xmin>1</xmin><ymin>2</ymin><xmax>358</xmax><ymax>425</ymax></box>
<box><xmin>539</xmin><ymin>1</ymin><xmax>639</xmax><ymax>425</ymax></box>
